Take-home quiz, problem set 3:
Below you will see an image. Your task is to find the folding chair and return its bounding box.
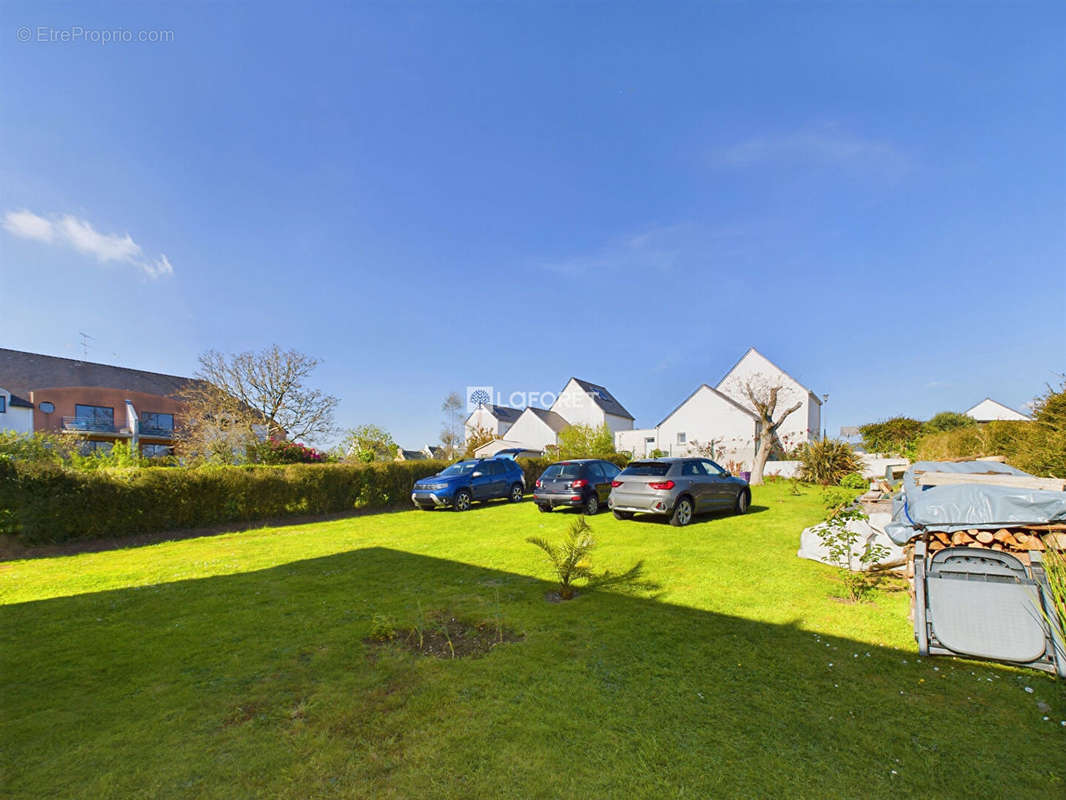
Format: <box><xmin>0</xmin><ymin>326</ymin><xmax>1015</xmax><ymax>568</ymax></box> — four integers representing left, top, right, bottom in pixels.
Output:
<box><xmin>913</xmin><ymin>541</ymin><xmax>1066</xmax><ymax>677</ymax></box>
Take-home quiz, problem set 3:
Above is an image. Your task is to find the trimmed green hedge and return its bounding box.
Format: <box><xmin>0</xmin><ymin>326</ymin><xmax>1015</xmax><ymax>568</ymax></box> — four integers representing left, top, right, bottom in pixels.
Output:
<box><xmin>0</xmin><ymin>455</ymin><xmax>631</xmax><ymax>544</ymax></box>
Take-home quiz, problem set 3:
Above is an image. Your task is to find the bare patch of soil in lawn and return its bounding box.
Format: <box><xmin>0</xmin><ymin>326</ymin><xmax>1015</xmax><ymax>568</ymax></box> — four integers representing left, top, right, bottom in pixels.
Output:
<box><xmin>367</xmin><ymin>613</ymin><xmax>522</xmax><ymax>659</ymax></box>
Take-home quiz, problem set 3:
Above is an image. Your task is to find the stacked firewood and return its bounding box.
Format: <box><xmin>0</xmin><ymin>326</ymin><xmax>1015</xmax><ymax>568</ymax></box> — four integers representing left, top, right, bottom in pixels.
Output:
<box><xmin>913</xmin><ymin>525</ymin><xmax>1066</xmax><ymax>567</ymax></box>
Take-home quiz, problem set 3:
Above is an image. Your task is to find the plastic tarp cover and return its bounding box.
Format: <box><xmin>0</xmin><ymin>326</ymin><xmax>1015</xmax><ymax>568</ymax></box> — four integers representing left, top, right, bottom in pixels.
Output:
<box><xmin>885</xmin><ymin>460</ymin><xmax>1066</xmax><ymax>545</ymax></box>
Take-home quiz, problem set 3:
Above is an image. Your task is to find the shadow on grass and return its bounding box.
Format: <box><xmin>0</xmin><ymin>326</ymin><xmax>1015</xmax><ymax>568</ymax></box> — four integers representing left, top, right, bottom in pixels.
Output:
<box><xmin>621</xmin><ymin>504</ymin><xmax>771</xmax><ymax>525</ymax></box>
<box><xmin>2</xmin><ymin>548</ymin><xmax>1064</xmax><ymax>799</ymax></box>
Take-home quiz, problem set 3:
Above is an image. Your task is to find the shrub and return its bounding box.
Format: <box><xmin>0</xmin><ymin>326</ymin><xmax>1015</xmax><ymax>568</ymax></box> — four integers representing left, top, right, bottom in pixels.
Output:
<box><xmin>252</xmin><ymin>439</ymin><xmax>328</xmax><ymax>464</ymax></box>
<box><xmin>858</xmin><ymin>417</ymin><xmax>923</xmax><ymax>456</ymax></box>
<box><xmin>552</xmin><ymin>423</ymin><xmax>616</xmax><ymax>460</ymax></box>
<box><xmin>1</xmin><ymin>453</ymin><xmax>631</xmax><ymax>544</ymax></box>
<box><xmin>368</xmin><ymin>614</ymin><xmax>397</xmax><ymax>642</ymax></box>
<box><xmin>816</xmin><ymin>492</ymin><xmax>889</xmax><ymax>602</ymax></box>
<box><xmin>915</xmin><ymin>380</ymin><xmax>1065</xmax><ymax>477</ymax></box>
<box><xmin>839</xmin><ymin>472</ymin><xmax>867</xmax><ymax>490</ymax></box>
<box><xmin>922</xmin><ymin>411</ymin><xmax>977</xmax><ymax>434</ymax></box>
<box><xmin>526</xmin><ymin>516</ymin><xmax>596</xmax><ymax>600</ymax></box>
<box><xmin>795</xmin><ymin>439</ymin><xmax>863</xmax><ymax>486</ymax></box>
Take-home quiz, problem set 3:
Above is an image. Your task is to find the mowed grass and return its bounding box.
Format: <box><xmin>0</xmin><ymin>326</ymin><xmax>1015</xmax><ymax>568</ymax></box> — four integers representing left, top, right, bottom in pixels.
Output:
<box><xmin>2</xmin><ymin>482</ymin><xmax>1064</xmax><ymax>798</ymax></box>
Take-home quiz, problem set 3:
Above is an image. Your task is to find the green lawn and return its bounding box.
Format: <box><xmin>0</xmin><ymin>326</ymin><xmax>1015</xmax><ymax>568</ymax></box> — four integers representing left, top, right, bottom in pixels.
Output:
<box><xmin>2</xmin><ymin>482</ymin><xmax>1063</xmax><ymax>798</ymax></box>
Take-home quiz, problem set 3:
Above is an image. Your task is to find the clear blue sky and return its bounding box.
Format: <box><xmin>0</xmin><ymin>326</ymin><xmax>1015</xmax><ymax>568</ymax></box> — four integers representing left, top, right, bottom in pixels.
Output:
<box><xmin>2</xmin><ymin>2</ymin><xmax>1063</xmax><ymax>445</ymax></box>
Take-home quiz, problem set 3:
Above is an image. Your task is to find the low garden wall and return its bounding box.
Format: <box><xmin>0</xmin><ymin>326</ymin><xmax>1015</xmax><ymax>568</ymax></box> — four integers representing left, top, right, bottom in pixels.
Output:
<box><xmin>0</xmin><ymin>455</ymin><xmax>630</xmax><ymax>545</ymax></box>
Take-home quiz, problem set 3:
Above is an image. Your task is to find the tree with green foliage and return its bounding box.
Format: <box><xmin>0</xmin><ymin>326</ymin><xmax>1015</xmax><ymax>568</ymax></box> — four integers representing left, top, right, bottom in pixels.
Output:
<box><xmin>553</xmin><ymin>423</ymin><xmax>616</xmax><ymax>460</ymax></box>
<box><xmin>858</xmin><ymin>417</ymin><xmax>923</xmax><ymax>456</ymax></box>
<box><xmin>341</xmin><ymin>424</ymin><xmax>397</xmax><ymax>463</ymax></box>
<box><xmin>922</xmin><ymin>411</ymin><xmax>977</xmax><ymax>434</ymax></box>
<box><xmin>463</xmin><ymin>425</ymin><xmax>497</xmax><ymax>458</ymax></box>
<box><xmin>527</xmin><ymin>515</ymin><xmax>596</xmax><ymax>600</ymax></box>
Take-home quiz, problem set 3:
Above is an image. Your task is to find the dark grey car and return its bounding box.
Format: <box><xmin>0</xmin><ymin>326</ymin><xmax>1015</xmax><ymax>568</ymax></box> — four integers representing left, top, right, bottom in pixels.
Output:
<box><xmin>607</xmin><ymin>457</ymin><xmax>750</xmax><ymax>526</ymax></box>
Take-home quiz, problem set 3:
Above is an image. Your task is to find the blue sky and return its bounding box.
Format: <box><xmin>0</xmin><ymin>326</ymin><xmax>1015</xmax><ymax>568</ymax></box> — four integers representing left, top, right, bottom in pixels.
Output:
<box><xmin>1</xmin><ymin>2</ymin><xmax>1063</xmax><ymax>445</ymax></box>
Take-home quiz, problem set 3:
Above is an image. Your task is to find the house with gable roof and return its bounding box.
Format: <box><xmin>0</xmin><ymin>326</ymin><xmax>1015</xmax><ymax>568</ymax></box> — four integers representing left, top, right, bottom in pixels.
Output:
<box><xmin>466</xmin><ymin>377</ymin><xmax>635</xmax><ymax>457</ymax></box>
<box><xmin>615</xmin><ymin>348</ymin><xmax>822</xmax><ymax>467</ymax></box>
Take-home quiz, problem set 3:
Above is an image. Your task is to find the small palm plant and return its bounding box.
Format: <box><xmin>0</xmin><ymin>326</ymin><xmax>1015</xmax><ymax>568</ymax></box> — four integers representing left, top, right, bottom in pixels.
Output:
<box><xmin>527</xmin><ymin>516</ymin><xmax>595</xmax><ymax>600</ymax></box>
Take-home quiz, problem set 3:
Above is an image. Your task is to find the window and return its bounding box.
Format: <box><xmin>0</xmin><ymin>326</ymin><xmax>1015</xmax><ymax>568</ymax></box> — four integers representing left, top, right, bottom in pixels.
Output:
<box><xmin>620</xmin><ymin>462</ymin><xmax>671</xmax><ymax>477</ymax></box>
<box><xmin>541</xmin><ymin>463</ymin><xmax>586</xmax><ymax>480</ymax></box>
<box><xmin>79</xmin><ymin>440</ymin><xmax>114</xmax><ymax>455</ymax></box>
<box><xmin>140</xmin><ymin>412</ymin><xmax>174</xmax><ymax>433</ymax></box>
<box><xmin>644</xmin><ymin>437</ymin><xmax>655</xmax><ymax>444</ymax></box>
<box><xmin>0</xmin><ymin>396</ymin><xmax>5</xmax><ymax>413</ymax></box>
<box><xmin>141</xmin><ymin>444</ymin><xmax>172</xmax><ymax>459</ymax></box>
<box><xmin>74</xmin><ymin>404</ymin><xmax>114</xmax><ymax>431</ymax></box>
<box><xmin>702</xmin><ymin>460</ymin><xmax>727</xmax><ymax>476</ymax></box>
<box><xmin>601</xmin><ymin>462</ymin><xmax>621</xmax><ymax>479</ymax></box>
<box><xmin>39</xmin><ymin>401</ymin><xmax>54</xmax><ymax>413</ymax></box>
<box><xmin>677</xmin><ymin>432</ymin><xmax>687</xmax><ymax>444</ymax></box>
<box><xmin>588</xmin><ymin>462</ymin><xmax>605</xmax><ymax>481</ymax></box>
<box><xmin>681</xmin><ymin>461</ymin><xmax>708</xmax><ymax>476</ymax></box>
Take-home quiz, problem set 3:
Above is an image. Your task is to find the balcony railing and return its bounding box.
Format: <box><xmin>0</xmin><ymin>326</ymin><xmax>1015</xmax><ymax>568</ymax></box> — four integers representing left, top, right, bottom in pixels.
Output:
<box><xmin>62</xmin><ymin>416</ymin><xmax>119</xmax><ymax>434</ymax></box>
<box><xmin>139</xmin><ymin>425</ymin><xmax>175</xmax><ymax>439</ymax></box>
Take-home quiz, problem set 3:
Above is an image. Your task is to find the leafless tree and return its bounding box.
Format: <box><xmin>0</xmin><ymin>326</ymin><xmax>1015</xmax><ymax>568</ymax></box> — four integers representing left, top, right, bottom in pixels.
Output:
<box><xmin>191</xmin><ymin>346</ymin><xmax>338</xmax><ymax>442</ymax></box>
<box><xmin>440</xmin><ymin>391</ymin><xmax>465</xmax><ymax>459</ymax></box>
<box><xmin>742</xmin><ymin>381</ymin><xmax>802</xmax><ymax>486</ymax></box>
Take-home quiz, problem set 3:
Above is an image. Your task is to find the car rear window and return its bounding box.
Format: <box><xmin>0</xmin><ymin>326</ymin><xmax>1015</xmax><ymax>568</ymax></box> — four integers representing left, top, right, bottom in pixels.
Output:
<box><xmin>540</xmin><ymin>463</ymin><xmax>585</xmax><ymax>480</ymax></box>
<box><xmin>619</xmin><ymin>462</ymin><xmax>671</xmax><ymax>477</ymax></box>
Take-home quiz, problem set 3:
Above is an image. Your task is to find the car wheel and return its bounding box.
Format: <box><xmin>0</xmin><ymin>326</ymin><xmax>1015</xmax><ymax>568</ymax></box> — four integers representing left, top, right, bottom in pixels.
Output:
<box><xmin>735</xmin><ymin>489</ymin><xmax>750</xmax><ymax>515</ymax></box>
<box><xmin>537</xmin><ymin>503</ymin><xmax>551</xmax><ymax>513</ymax></box>
<box><xmin>509</xmin><ymin>483</ymin><xmax>524</xmax><ymax>503</ymax></box>
<box><xmin>454</xmin><ymin>490</ymin><xmax>472</xmax><ymax>512</ymax></box>
<box><xmin>613</xmin><ymin>510</ymin><xmax>634</xmax><ymax>520</ymax></box>
<box><xmin>670</xmin><ymin>496</ymin><xmax>694</xmax><ymax>527</ymax></box>
<box><xmin>584</xmin><ymin>493</ymin><xmax>600</xmax><ymax>515</ymax></box>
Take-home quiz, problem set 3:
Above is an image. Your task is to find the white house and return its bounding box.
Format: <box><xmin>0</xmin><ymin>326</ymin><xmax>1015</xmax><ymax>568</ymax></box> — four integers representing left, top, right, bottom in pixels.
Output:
<box><xmin>715</xmin><ymin>348</ymin><xmax>822</xmax><ymax>450</ymax></box>
<box><xmin>469</xmin><ymin>377</ymin><xmax>635</xmax><ymax>456</ymax></box>
<box><xmin>0</xmin><ymin>387</ymin><xmax>35</xmax><ymax>435</ymax></box>
<box><xmin>617</xmin><ymin>385</ymin><xmax>761</xmax><ymax>463</ymax></box>
<box><xmin>464</xmin><ymin>403</ymin><xmax>524</xmax><ymax>439</ymax></box>
<box><xmin>964</xmin><ymin>398</ymin><xmax>1031</xmax><ymax>422</ymax></box>
<box><xmin>477</xmin><ymin>407</ymin><xmax>570</xmax><ymax>455</ymax></box>
<box><xmin>615</xmin><ymin>348</ymin><xmax>822</xmax><ymax>469</ymax></box>
<box><xmin>548</xmin><ymin>378</ymin><xmax>635</xmax><ymax>433</ymax></box>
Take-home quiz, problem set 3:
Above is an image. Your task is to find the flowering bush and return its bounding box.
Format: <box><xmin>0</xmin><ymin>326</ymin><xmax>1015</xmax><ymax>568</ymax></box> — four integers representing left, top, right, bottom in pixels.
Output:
<box><xmin>253</xmin><ymin>439</ymin><xmax>328</xmax><ymax>464</ymax></box>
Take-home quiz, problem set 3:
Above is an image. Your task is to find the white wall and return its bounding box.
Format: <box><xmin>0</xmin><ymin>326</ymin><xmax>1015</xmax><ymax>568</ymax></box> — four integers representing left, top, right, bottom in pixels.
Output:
<box><xmin>0</xmin><ymin>388</ymin><xmax>34</xmax><ymax>435</ymax></box>
<box><xmin>965</xmin><ymin>398</ymin><xmax>1031</xmax><ymax>422</ymax></box>
<box><xmin>501</xmin><ymin>409</ymin><xmax>560</xmax><ymax>451</ymax></box>
<box><xmin>616</xmin><ymin>428</ymin><xmax>658</xmax><ymax>457</ymax></box>
<box><xmin>604</xmin><ymin>412</ymin><xmax>634</xmax><ymax>434</ymax></box>
<box><xmin>656</xmin><ymin>385</ymin><xmax>759</xmax><ymax>466</ymax></box>
<box><xmin>717</xmin><ymin>349</ymin><xmax>818</xmax><ymax>450</ymax></box>
<box><xmin>550</xmin><ymin>379</ymin><xmax>605</xmax><ymax>428</ymax></box>
<box><xmin>762</xmin><ymin>455</ymin><xmax>910</xmax><ymax>480</ymax></box>
<box><xmin>465</xmin><ymin>406</ymin><xmax>513</xmax><ymax>439</ymax></box>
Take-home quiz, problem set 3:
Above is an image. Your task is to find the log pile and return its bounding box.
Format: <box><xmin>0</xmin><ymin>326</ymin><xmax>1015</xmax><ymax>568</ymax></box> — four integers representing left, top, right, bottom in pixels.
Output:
<box><xmin>922</xmin><ymin>525</ymin><xmax>1066</xmax><ymax>564</ymax></box>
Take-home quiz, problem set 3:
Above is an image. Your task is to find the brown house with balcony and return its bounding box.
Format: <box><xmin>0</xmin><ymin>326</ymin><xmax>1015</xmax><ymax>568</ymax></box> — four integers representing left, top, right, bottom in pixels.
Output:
<box><xmin>0</xmin><ymin>348</ymin><xmax>207</xmax><ymax>456</ymax></box>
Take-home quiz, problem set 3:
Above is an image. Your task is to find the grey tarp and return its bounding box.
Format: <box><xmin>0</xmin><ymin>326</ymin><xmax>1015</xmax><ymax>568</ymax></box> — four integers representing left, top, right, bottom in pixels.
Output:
<box><xmin>885</xmin><ymin>460</ymin><xmax>1066</xmax><ymax>545</ymax></box>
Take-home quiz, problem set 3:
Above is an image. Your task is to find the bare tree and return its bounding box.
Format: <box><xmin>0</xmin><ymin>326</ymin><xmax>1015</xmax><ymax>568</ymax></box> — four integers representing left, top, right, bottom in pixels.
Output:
<box><xmin>743</xmin><ymin>381</ymin><xmax>802</xmax><ymax>486</ymax></box>
<box><xmin>193</xmin><ymin>346</ymin><xmax>338</xmax><ymax>442</ymax></box>
<box><xmin>440</xmin><ymin>391</ymin><xmax>464</xmax><ymax>459</ymax></box>
<box><xmin>172</xmin><ymin>380</ymin><xmax>263</xmax><ymax>464</ymax></box>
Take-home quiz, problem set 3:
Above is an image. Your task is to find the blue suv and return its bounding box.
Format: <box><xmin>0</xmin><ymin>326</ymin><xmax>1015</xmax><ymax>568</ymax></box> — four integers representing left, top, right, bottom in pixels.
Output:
<box><xmin>411</xmin><ymin>458</ymin><xmax>525</xmax><ymax>511</ymax></box>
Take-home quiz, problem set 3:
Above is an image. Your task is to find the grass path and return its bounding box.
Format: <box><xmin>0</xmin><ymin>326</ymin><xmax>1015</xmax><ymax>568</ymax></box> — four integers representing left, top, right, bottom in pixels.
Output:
<box><xmin>2</xmin><ymin>483</ymin><xmax>1063</xmax><ymax>798</ymax></box>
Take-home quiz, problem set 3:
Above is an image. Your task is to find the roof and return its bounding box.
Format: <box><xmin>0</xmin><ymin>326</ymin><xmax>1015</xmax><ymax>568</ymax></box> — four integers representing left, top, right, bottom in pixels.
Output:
<box><xmin>570</xmin><ymin>378</ymin><xmax>634</xmax><ymax>420</ymax></box>
<box><xmin>466</xmin><ymin>403</ymin><xmax>523</xmax><ymax>425</ymax></box>
<box><xmin>526</xmin><ymin>406</ymin><xmax>570</xmax><ymax>433</ymax></box>
<box><xmin>716</xmin><ymin>347</ymin><xmax>821</xmax><ymax>405</ymax></box>
<box><xmin>0</xmin><ymin>348</ymin><xmax>201</xmax><ymax>399</ymax></box>
<box><xmin>398</xmin><ymin>448</ymin><xmax>428</xmax><ymax>460</ymax></box>
<box><xmin>964</xmin><ymin>397</ymin><xmax>1031</xmax><ymax>421</ymax></box>
<box><xmin>656</xmin><ymin>384</ymin><xmax>760</xmax><ymax>428</ymax></box>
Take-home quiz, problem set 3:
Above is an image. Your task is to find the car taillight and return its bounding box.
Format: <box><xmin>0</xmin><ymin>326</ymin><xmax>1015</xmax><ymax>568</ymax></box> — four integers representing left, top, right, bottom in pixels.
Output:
<box><xmin>535</xmin><ymin>479</ymin><xmax>542</xmax><ymax>488</ymax></box>
<box><xmin>571</xmin><ymin>479</ymin><xmax>588</xmax><ymax>488</ymax></box>
<box><xmin>648</xmin><ymin>480</ymin><xmax>675</xmax><ymax>490</ymax></box>
<box><xmin>611</xmin><ymin>480</ymin><xmax>623</xmax><ymax>488</ymax></box>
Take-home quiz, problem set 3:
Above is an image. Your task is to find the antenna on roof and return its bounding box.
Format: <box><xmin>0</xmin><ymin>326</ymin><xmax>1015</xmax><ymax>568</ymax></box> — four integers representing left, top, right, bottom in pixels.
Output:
<box><xmin>78</xmin><ymin>331</ymin><xmax>95</xmax><ymax>360</ymax></box>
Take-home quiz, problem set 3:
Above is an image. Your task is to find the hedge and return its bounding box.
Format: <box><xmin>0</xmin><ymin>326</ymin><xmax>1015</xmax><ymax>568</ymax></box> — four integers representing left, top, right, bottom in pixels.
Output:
<box><xmin>0</xmin><ymin>454</ymin><xmax>631</xmax><ymax>545</ymax></box>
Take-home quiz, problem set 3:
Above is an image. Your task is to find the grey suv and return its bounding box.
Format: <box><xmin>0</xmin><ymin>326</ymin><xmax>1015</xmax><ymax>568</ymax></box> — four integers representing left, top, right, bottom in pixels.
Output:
<box><xmin>607</xmin><ymin>457</ymin><xmax>750</xmax><ymax>526</ymax></box>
